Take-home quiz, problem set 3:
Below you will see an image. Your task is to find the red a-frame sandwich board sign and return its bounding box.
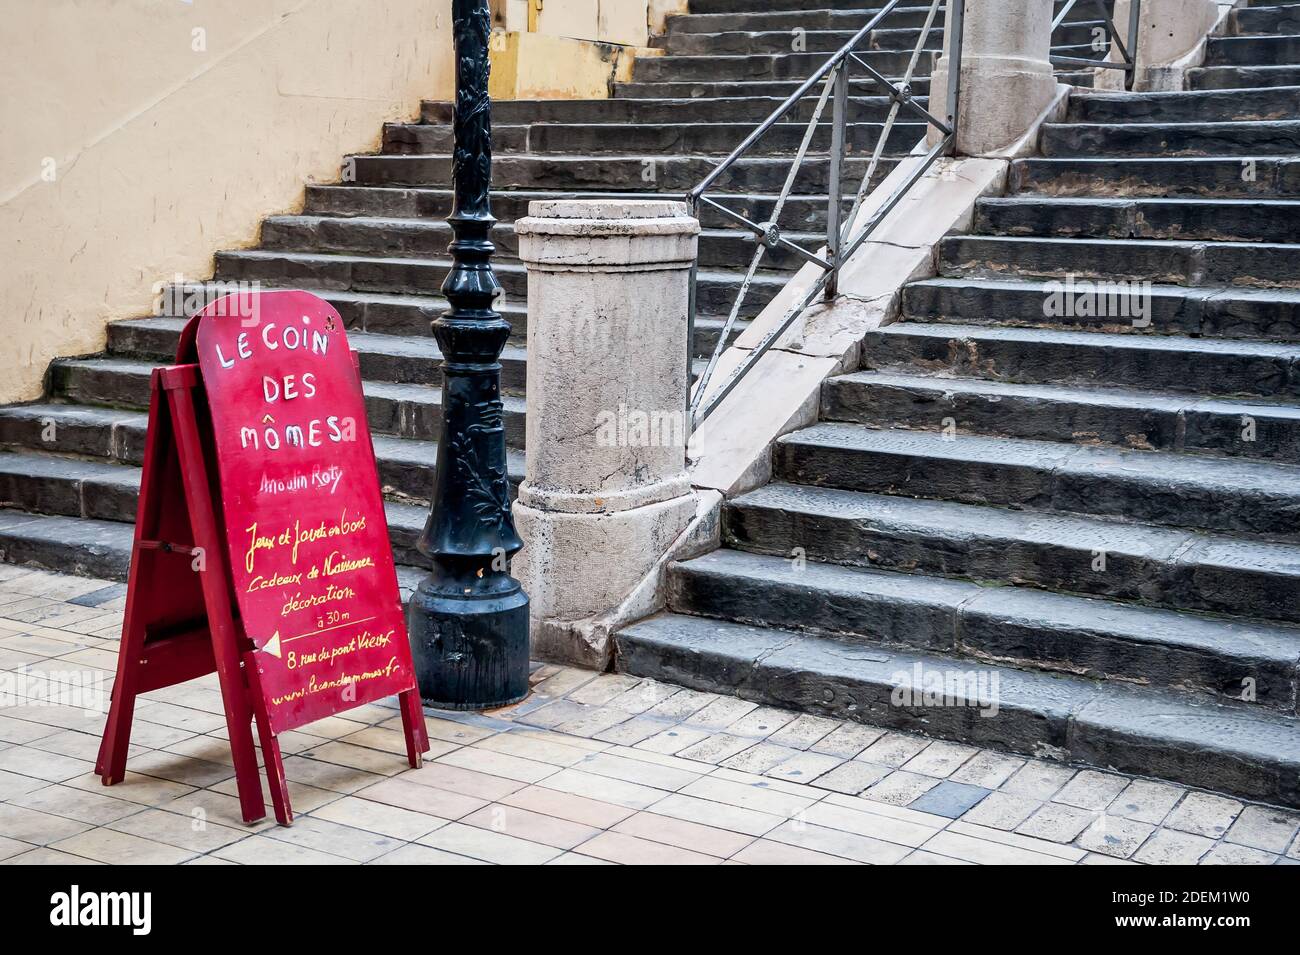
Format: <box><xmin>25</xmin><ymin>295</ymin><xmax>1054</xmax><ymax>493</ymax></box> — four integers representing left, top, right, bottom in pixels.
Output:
<box><xmin>96</xmin><ymin>290</ymin><xmax>430</xmax><ymax>826</ymax></box>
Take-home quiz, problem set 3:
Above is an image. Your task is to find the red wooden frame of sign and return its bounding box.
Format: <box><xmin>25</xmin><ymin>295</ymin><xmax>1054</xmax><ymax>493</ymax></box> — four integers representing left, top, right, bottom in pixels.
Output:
<box><xmin>96</xmin><ymin>294</ymin><xmax>429</xmax><ymax>827</ymax></box>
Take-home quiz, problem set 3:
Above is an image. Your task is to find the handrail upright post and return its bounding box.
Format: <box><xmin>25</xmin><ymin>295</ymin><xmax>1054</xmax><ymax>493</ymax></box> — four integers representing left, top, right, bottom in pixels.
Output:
<box><xmin>1125</xmin><ymin>0</ymin><xmax>1142</xmax><ymax>90</ymax></box>
<box><xmin>944</xmin><ymin>0</ymin><xmax>966</xmax><ymax>156</ymax></box>
<box><xmin>825</xmin><ymin>63</ymin><xmax>849</xmax><ymax>300</ymax></box>
<box><xmin>685</xmin><ymin>193</ymin><xmax>700</xmax><ymax>436</ymax></box>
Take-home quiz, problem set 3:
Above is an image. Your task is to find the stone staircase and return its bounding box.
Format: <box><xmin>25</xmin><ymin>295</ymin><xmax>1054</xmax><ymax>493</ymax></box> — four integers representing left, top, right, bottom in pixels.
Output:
<box><xmin>0</xmin><ymin>1</ymin><xmax>961</xmax><ymax>587</ymax></box>
<box><xmin>1</xmin><ymin>0</ymin><xmax>1274</xmax><ymax>802</ymax></box>
<box><xmin>619</xmin><ymin>0</ymin><xmax>1300</xmax><ymax>809</ymax></box>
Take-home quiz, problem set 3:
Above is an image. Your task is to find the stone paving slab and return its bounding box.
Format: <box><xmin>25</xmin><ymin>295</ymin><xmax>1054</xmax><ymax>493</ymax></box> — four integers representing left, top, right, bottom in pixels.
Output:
<box><xmin>0</xmin><ymin>568</ymin><xmax>1297</xmax><ymax>865</ymax></box>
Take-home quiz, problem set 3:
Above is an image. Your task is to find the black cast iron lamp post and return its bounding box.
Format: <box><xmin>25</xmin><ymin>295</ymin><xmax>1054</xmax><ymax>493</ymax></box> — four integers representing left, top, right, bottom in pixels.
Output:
<box><xmin>408</xmin><ymin>0</ymin><xmax>530</xmax><ymax>709</ymax></box>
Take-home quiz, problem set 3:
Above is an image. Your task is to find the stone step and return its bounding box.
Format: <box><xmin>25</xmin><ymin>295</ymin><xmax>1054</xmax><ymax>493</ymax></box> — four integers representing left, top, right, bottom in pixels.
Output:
<box><xmin>723</xmin><ymin>483</ymin><xmax>1300</xmax><ymax>632</ymax></box>
<box><xmin>613</xmin><ymin>76</ymin><xmax>932</xmax><ymax>99</ymax></box>
<box><xmin>1205</xmin><ymin>33</ymin><xmax>1300</xmax><ymax>66</ymax></box>
<box><xmin>773</xmin><ymin>422</ymin><xmax>1300</xmax><ymax>540</ymax></box>
<box><xmin>0</xmin><ymin>450</ymin><xmax>141</xmax><ymax>526</ymax></box>
<box><xmin>1040</xmin><ymin>120</ymin><xmax>1300</xmax><ymax>158</ymax></box>
<box><xmin>0</xmin><ymin>403</ymin><xmax>525</xmax><ymax>508</ymax></box>
<box><xmin>304</xmin><ymin>185</ymin><xmax>841</xmax><ymax>235</ymax></box>
<box><xmin>422</xmin><ymin>95</ymin><xmax>931</xmax><ymax>126</ymax></box>
<box><xmin>349</xmin><ymin>153</ymin><xmax>897</xmax><ymax>194</ymax></box>
<box><xmin>384</xmin><ymin>124</ymin><xmax>528</xmax><ymax>154</ymax></box>
<box><xmin>676</xmin><ymin>0</ymin><xmax>1113</xmax><ymax>17</ymax></box>
<box><xmin>107</xmin><ymin>306</ymin><xmax>742</xmax><ymax>368</ymax></box>
<box><xmin>44</xmin><ymin>357</ymin><xmax>163</xmax><ymax>410</ymax></box>
<box><xmin>820</xmin><ymin>369</ymin><xmax>1300</xmax><ymax>461</ymax></box>
<box><xmin>1054</xmin><ymin>70</ymin><xmax>1097</xmax><ymax>89</ymax></box>
<box><xmin>903</xmin><ymin>277</ymin><xmax>1300</xmax><ymax>340</ymax></box>
<box><xmin>305</xmin><ymin>183</ymin><xmax>505</xmax><ymax>221</ymax></box>
<box><xmin>633</xmin><ymin>50</ymin><xmax>933</xmax><ymax>84</ymax></box>
<box><xmin>1054</xmin><ymin>0</ymin><xmax>1115</xmax><ymax>16</ymax></box>
<box><xmin>653</xmin><ymin>20</ymin><xmax>1100</xmax><ymax>58</ymax></box>
<box><xmin>938</xmin><ymin>235</ymin><xmax>1300</xmax><ymax>289</ymax></box>
<box><xmin>212</xmin><ymin>249</ymin><xmax>788</xmax><ymax>317</ymax></box>
<box><xmin>350</xmin><ymin>434</ymin><xmax>526</xmax><ymax>508</ymax></box>
<box><xmin>1067</xmin><ymin>86</ymin><xmax>1300</xmax><ymax>124</ymax></box>
<box><xmin>662</xmin><ymin>20</ymin><xmax>1063</xmax><ymax>56</ymax></box>
<box><xmin>383</xmin><ymin>119</ymin><xmax>925</xmax><ymax>158</ymax></box>
<box><xmin>1009</xmin><ymin>156</ymin><xmax>1300</xmax><ymax>197</ymax></box>
<box><xmin>886</xmin><ymin>22</ymin><xmax>1102</xmax><ymax>49</ymax></box>
<box><xmin>614</xmin><ymin>608</ymin><xmax>1300</xmax><ymax>808</ymax></box>
<box><xmin>46</xmin><ymin>356</ymin><xmax>530</xmax><ymax>448</ymax></box>
<box><xmin>686</xmin><ymin>0</ymin><xmax>908</xmax><ymax>13</ymax></box>
<box><xmin>261</xmin><ymin>213</ymin><xmax>521</xmax><ymax>260</ymax></box>
<box><xmin>693</xmin><ymin>316</ymin><xmax>752</xmax><ymax>357</ymax></box>
<box><xmin>103</xmin><ymin>317</ymin><xmax>531</xmax><ymax>392</ymax></box>
<box><xmin>1045</xmin><ymin>47</ymin><xmax>1115</xmax><ymax>69</ymax></box>
<box><xmin>668</xmin><ymin>544</ymin><xmax>1300</xmax><ymax>707</ymax></box>
<box><xmin>860</xmin><ymin>321</ymin><xmax>1300</xmax><ymax>398</ymax></box>
<box><xmin>0</xmin><ymin>508</ymin><xmax>430</xmax><ymax>602</ymax></box>
<box><xmin>1230</xmin><ymin>4</ymin><xmax>1300</xmax><ymax>35</ymax></box>
<box><xmin>0</xmin><ymin>449</ymin><xmax>468</xmax><ymax>570</ymax></box>
<box><xmin>0</xmin><ymin>510</ymin><xmax>135</xmax><ymax>582</ymax></box>
<box><xmin>973</xmin><ymin>196</ymin><xmax>1300</xmax><ymax>243</ymax></box>
<box><xmin>258</xmin><ymin>214</ymin><xmax>814</xmax><ymax>274</ymax></box>
<box><xmin>0</xmin><ymin>403</ymin><xmax>148</xmax><ymax>466</ymax></box>
<box><xmin>153</xmin><ymin>282</ymin><xmax>530</xmax><ymax>341</ymax></box>
<box><xmin>665</xmin><ymin>6</ymin><xmax>948</xmax><ymax>33</ymax></box>
<box><xmin>1188</xmin><ymin>64</ymin><xmax>1300</xmax><ymax>90</ymax></box>
<box><xmin>661</xmin><ymin>28</ymin><xmax>940</xmax><ymax>56</ymax></box>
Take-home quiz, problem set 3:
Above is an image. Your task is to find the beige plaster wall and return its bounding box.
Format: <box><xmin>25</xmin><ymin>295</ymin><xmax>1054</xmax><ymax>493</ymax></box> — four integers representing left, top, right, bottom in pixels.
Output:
<box><xmin>648</xmin><ymin>0</ymin><xmax>690</xmax><ymax>35</ymax></box>
<box><xmin>490</xmin><ymin>30</ymin><xmax>646</xmax><ymax>99</ymax></box>
<box><xmin>491</xmin><ymin>0</ymin><xmax>662</xmax><ymax>97</ymax></box>
<box><xmin>534</xmin><ymin>0</ymin><xmax>652</xmax><ymax>46</ymax></box>
<box><xmin>0</xmin><ymin>0</ymin><xmax>455</xmax><ymax>403</ymax></box>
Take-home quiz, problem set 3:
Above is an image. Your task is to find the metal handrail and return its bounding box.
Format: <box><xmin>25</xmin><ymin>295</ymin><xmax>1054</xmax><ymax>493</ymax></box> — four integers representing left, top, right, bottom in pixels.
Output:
<box><xmin>685</xmin><ymin>0</ymin><xmax>964</xmax><ymax>430</ymax></box>
<box><xmin>1049</xmin><ymin>0</ymin><xmax>1142</xmax><ymax>90</ymax></box>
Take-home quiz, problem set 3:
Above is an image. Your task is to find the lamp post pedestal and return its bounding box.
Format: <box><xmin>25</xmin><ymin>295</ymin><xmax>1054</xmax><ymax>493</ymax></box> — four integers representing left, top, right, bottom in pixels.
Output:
<box><xmin>407</xmin><ymin>0</ymin><xmax>530</xmax><ymax>710</ymax></box>
<box><xmin>407</xmin><ymin>567</ymin><xmax>529</xmax><ymax>711</ymax></box>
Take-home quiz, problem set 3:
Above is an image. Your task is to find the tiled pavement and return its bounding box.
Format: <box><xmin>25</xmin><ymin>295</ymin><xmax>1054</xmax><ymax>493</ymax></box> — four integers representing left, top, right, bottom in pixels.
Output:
<box><xmin>1</xmin><ymin>568</ymin><xmax>1298</xmax><ymax>866</ymax></box>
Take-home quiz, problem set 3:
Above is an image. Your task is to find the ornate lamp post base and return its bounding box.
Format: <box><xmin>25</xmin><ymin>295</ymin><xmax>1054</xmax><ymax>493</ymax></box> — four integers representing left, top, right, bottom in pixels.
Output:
<box><xmin>408</xmin><ymin>571</ymin><xmax>529</xmax><ymax>710</ymax></box>
<box><xmin>408</xmin><ymin>0</ymin><xmax>530</xmax><ymax>711</ymax></box>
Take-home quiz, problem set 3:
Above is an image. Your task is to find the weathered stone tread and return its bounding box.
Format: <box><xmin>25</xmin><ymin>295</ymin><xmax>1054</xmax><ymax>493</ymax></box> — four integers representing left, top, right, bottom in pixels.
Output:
<box><xmin>616</xmin><ymin>608</ymin><xmax>1300</xmax><ymax>807</ymax></box>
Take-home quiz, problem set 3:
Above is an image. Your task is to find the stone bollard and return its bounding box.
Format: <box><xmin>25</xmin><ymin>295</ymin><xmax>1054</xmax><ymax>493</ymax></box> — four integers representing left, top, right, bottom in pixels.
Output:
<box><xmin>928</xmin><ymin>0</ymin><xmax>1058</xmax><ymax>156</ymax></box>
<box><xmin>1096</xmin><ymin>0</ymin><xmax>1222</xmax><ymax>92</ymax></box>
<box><xmin>513</xmin><ymin>199</ymin><xmax>700</xmax><ymax>668</ymax></box>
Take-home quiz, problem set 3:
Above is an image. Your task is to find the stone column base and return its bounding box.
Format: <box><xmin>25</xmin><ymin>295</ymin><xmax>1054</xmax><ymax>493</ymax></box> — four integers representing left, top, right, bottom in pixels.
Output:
<box><xmin>514</xmin><ymin>489</ymin><xmax>698</xmax><ymax>667</ymax></box>
<box><xmin>926</xmin><ymin>0</ymin><xmax>1057</xmax><ymax>157</ymax></box>
<box><xmin>513</xmin><ymin>198</ymin><xmax>699</xmax><ymax>670</ymax></box>
<box><xmin>931</xmin><ymin>57</ymin><xmax>1058</xmax><ymax>156</ymax></box>
<box><xmin>1094</xmin><ymin>0</ymin><xmax>1222</xmax><ymax>92</ymax></box>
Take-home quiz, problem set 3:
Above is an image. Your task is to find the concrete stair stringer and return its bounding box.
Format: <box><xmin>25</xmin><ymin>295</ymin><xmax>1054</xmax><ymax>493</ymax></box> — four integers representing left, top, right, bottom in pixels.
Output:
<box><xmin>687</xmin><ymin>153</ymin><xmax>1008</xmax><ymax>498</ymax></box>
